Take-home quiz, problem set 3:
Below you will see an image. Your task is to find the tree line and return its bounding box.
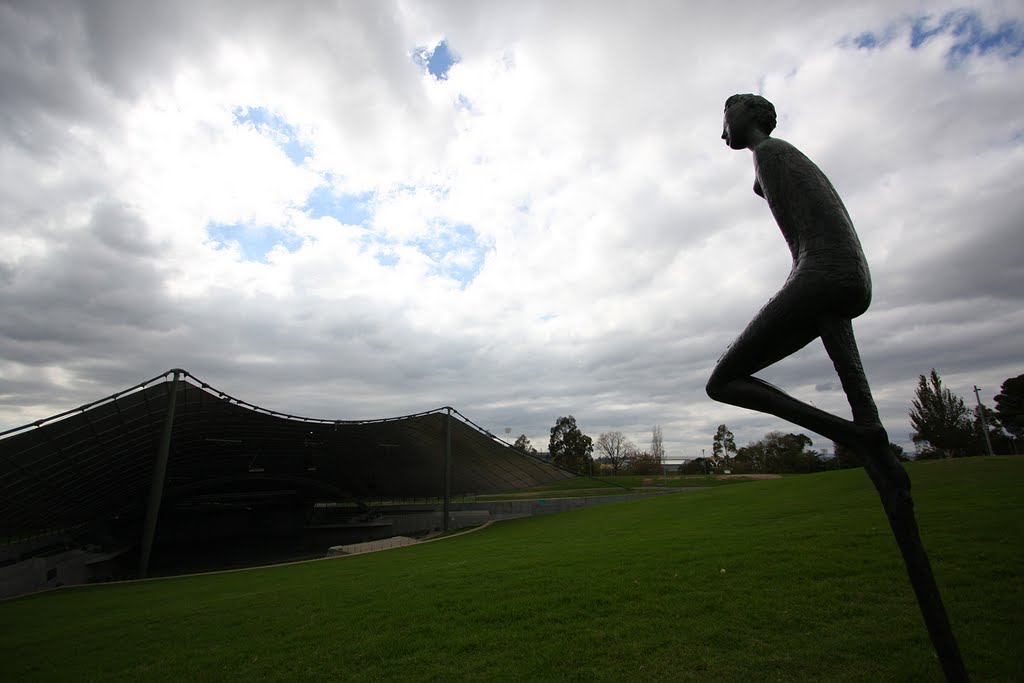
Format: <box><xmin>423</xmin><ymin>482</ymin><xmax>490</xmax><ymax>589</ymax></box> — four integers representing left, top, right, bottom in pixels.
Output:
<box><xmin>686</xmin><ymin>426</ymin><xmax>855</xmax><ymax>475</ymax></box>
<box><xmin>512</xmin><ymin>417</ymin><xmax>666</xmax><ymax>475</ymax></box>
<box><xmin>510</xmin><ymin>370</ymin><xmax>1022</xmax><ymax>476</ymax></box>
<box><xmin>698</xmin><ymin>370</ymin><xmax>1021</xmax><ymax>474</ymax></box>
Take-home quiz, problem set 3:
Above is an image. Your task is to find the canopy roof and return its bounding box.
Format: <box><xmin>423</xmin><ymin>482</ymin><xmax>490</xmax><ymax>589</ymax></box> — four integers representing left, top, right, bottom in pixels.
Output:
<box><xmin>0</xmin><ymin>369</ymin><xmax>571</xmax><ymax>539</ymax></box>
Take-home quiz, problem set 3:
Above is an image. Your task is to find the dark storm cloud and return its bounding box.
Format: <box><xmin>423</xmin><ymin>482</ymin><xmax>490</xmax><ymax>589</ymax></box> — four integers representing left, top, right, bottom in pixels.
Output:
<box><xmin>0</xmin><ymin>3</ymin><xmax>112</xmax><ymax>154</ymax></box>
<box><xmin>0</xmin><ymin>202</ymin><xmax>173</xmax><ymax>364</ymax></box>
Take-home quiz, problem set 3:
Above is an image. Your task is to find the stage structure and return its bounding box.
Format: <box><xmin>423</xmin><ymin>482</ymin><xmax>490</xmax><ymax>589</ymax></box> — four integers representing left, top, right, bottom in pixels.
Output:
<box><xmin>0</xmin><ymin>369</ymin><xmax>572</xmax><ymax>576</ymax></box>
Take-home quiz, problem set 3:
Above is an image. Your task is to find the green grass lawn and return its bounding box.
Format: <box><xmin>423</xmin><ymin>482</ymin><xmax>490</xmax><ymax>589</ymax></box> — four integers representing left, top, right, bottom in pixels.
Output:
<box><xmin>593</xmin><ymin>473</ymin><xmax>769</xmax><ymax>488</ymax></box>
<box><xmin>474</xmin><ymin>473</ymin><xmax>757</xmax><ymax>501</ymax></box>
<box><xmin>2</xmin><ymin>457</ymin><xmax>1021</xmax><ymax>681</ymax></box>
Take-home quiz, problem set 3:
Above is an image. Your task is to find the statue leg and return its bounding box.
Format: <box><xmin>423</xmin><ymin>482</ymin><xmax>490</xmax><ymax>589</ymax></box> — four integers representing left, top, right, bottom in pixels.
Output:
<box><xmin>706</xmin><ymin>288</ymin><xmax>875</xmax><ymax>448</ymax></box>
<box><xmin>816</xmin><ymin>316</ymin><xmax>893</xmax><ymax>464</ymax></box>
<box><xmin>818</xmin><ymin>316</ymin><xmax>968</xmax><ymax>682</ymax></box>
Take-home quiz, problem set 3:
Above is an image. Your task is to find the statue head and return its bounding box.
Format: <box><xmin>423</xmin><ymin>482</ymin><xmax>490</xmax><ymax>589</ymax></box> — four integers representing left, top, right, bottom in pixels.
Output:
<box><xmin>722</xmin><ymin>94</ymin><xmax>777</xmax><ymax>149</ymax></box>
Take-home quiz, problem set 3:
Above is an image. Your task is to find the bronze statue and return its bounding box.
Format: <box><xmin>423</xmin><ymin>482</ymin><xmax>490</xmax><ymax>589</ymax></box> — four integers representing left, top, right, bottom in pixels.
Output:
<box><xmin>708</xmin><ymin>94</ymin><xmax>967</xmax><ymax>682</ymax></box>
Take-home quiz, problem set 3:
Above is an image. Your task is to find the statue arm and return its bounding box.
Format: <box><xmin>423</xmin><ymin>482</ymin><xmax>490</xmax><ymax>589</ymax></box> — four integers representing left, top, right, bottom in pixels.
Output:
<box><xmin>754</xmin><ymin>178</ymin><xmax>765</xmax><ymax>198</ymax></box>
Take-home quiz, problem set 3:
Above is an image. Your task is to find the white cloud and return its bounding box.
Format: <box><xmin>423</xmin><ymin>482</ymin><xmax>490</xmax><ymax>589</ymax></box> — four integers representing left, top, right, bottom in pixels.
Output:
<box><xmin>1</xmin><ymin>0</ymin><xmax>1022</xmax><ymax>461</ymax></box>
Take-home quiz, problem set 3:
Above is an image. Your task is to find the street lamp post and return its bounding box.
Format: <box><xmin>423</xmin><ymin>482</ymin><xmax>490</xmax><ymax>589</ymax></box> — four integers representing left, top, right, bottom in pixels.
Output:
<box><xmin>973</xmin><ymin>385</ymin><xmax>996</xmax><ymax>457</ymax></box>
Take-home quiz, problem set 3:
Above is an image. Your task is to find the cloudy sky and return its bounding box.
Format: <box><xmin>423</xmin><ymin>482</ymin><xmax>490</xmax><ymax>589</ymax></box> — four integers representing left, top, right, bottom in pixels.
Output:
<box><xmin>1</xmin><ymin>0</ymin><xmax>1022</xmax><ymax>460</ymax></box>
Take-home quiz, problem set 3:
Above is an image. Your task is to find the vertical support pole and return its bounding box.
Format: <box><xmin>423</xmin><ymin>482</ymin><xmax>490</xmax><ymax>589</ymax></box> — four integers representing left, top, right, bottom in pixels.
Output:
<box><xmin>443</xmin><ymin>408</ymin><xmax>452</xmax><ymax>531</ymax></box>
<box><xmin>820</xmin><ymin>318</ymin><xmax>966</xmax><ymax>681</ymax></box>
<box><xmin>139</xmin><ymin>370</ymin><xmax>180</xmax><ymax>578</ymax></box>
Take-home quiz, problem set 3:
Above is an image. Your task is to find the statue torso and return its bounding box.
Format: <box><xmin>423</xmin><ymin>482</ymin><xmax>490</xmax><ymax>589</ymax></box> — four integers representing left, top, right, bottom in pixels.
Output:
<box><xmin>752</xmin><ymin>137</ymin><xmax>872</xmax><ymax>316</ymax></box>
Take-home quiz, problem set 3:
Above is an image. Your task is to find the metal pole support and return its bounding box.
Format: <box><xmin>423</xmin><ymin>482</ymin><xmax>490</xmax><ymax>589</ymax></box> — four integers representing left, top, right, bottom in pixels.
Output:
<box><xmin>443</xmin><ymin>408</ymin><xmax>452</xmax><ymax>531</ymax></box>
<box><xmin>139</xmin><ymin>370</ymin><xmax>181</xmax><ymax>578</ymax></box>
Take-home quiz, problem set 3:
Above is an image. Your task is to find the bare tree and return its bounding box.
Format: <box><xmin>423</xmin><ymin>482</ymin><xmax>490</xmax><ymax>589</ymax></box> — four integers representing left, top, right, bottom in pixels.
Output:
<box><xmin>595</xmin><ymin>431</ymin><xmax>635</xmax><ymax>475</ymax></box>
<box><xmin>650</xmin><ymin>425</ymin><xmax>665</xmax><ymax>463</ymax></box>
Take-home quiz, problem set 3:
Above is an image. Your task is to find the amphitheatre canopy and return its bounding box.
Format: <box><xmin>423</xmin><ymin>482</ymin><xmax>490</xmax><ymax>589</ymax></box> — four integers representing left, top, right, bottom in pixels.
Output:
<box><xmin>0</xmin><ymin>369</ymin><xmax>572</xmax><ymax>541</ymax></box>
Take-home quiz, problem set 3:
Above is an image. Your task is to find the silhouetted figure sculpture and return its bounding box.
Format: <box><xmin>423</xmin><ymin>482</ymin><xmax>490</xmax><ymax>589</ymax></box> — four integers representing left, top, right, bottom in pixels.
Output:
<box><xmin>707</xmin><ymin>94</ymin><xmax>967</xmax><ymax>682</ymax></box>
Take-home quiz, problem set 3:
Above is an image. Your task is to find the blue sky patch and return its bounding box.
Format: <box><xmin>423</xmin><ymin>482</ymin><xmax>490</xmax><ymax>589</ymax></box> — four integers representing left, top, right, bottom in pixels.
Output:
<box><xmin>848</xmin><ymin>10</ymin><xmax>1023</xmax><ymax>68</ymax></box>
<box><xmin>232</xmin><ymin>106</ymin><xmax>312</xmax><ymax>164</ymax></box>
<box><xmin>358</xmin><ymin>231</ymin><xmax>401</xmax><ymax>269</ymax></box>
<box><xmin>409</xmin><ymin>222</ymin><xmax>492</xmax><ymax>287</ymax></box>
<box><xmin>306</xmin><ymin>184</ymin><xmax>373</xmax><ymax>225</ymax></box>
<box><xmin>207</xmin><ymin>222</ymin><xmax>303</xmax><ymax>263</ymax></box>
<box><xmin>413</xmin><ymin>39</ymin><xmax>459</xmax><ymax>80</ymax></box>
<box><xmin>853</xmin><ymin>32</ymin><xmax>879</xmax><ymax>49</ymax></box>
<box><xmin>374</xmin><ymin>252</ymin><xmax>400</xmax><ymax>267</ymax></box>
<box><xmin>355</xmin><ymin>221</ymin><xmax>491</xmax><ymax>285</ymax></box>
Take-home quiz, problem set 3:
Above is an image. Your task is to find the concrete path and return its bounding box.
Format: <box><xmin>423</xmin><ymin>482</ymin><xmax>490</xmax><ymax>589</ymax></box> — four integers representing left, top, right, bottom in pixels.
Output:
<box><xmin>328</xmin><ymin>536</ymin><xmax>420</xmax><ymax>556</ymax></box>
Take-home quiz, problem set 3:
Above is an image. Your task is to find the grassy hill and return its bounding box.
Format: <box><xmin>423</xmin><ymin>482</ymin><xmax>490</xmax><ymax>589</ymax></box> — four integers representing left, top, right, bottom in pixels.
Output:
<box><xmin>2</xmin><ymin>457</ymin><xmax>1021</xmax><ymax>681</ymax></box>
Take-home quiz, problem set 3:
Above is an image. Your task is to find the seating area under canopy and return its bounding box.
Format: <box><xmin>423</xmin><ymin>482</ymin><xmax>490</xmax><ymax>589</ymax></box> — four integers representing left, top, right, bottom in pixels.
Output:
<box><xmin>0</xmin><ymin>369</ymin><xmax>572</xmax><ymax>570</ymax></box>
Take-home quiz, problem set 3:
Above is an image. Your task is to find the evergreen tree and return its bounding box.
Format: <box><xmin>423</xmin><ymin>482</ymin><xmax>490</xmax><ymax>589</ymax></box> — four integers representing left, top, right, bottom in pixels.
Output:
<box><xmin>909</xmin><ymin>369</ymin><xmax>973</xmax><ymax>458</ymax></box>
<box><xmin>549</xmin><ymin>416</ymin><xmax>594</xmax><ymax>473</ymax></box>
<box><xmin>513</xmin><ymin>434</ymin><xmax>537</xmax><ymax>454</ymax></box>
<box><xmin>712</xmin><ymin>424</ymin><xmax>737</xmax><ymax>467</ymax></box>
<box><xmin>993</xmin><ymin>374</ymin><xmax>1024</xmax><ymax>441</ymax></box>
<box><xmin>736</xmin><ymin>431</ymin><xmax>816</xmax><ymax>473</ymax></box>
